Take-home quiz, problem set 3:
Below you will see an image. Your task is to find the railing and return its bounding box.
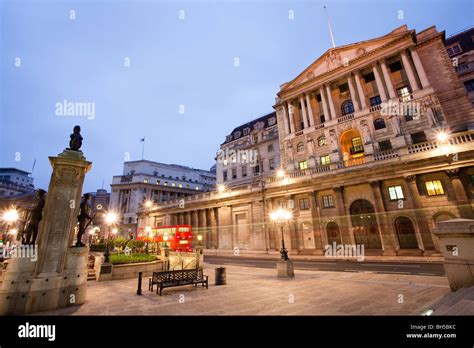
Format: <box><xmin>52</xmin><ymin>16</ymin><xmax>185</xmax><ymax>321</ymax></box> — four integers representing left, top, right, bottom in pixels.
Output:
<box><xmin>337</xmin><ymin>113</ymin><xmax>354</xmax><ymax>123</ymax></box>
<box><xmin>350</xmin><ymin>145</ymin><xmax>364</xmax><ymax>155</ymax></box>
<box><xmin>314</xmin><ymin>123</ymin><xmax>325</xmax><ymax>130</ymax></box>
<box><xmin>374</xmin><ymin>150</ymin><xmax>399</xmax><ymax>161</ymax></box>
<box><xmin>407</xmin><ymin>142</ymin><xmax>438</xmax><ymax>154</ymax></box>
<box><xmin>369</xmin><ymin>104</ymin><xmax>382</xmax><ymax>113</ymax></box>
<box><xmin>295</xmin><ymin>130</ymin><xmax>304</xmax><ymax>136</ymax></box>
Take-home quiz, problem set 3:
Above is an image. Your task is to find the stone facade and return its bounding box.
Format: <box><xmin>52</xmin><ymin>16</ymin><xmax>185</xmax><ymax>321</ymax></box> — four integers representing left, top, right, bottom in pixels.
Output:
<box><xmin>138</xmin><ymin>25</ymin><xmax>474</xmax><ymax>257</ymax></box>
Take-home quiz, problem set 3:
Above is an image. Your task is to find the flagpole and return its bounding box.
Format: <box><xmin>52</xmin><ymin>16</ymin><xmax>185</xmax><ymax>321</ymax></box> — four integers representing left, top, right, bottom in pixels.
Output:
<box><xmin>141</xmin><ymin>138</ymin><xmax>145</xmax><ymax>160</ymax></box>
<box><xmin>323</xmin><ymin>5</ymin><xmax>336</xmax><ymax>48</ymax></box>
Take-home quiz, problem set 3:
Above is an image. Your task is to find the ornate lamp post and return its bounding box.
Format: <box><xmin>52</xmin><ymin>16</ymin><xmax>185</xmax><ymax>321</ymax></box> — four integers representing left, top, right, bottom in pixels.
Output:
<box><xmin>2</xmin><ymin>208</ymin><xmax>19</xmax><ymax>245</ymax></box>
<box><xmin>104</xmin><ymin>212</ymin><xmax>118</xmax><ymax>263</ymax></box>
<box><xmin>270</xmin><ymin>208</ymin><xmax>292</xmax><ymax>261</ymax></box>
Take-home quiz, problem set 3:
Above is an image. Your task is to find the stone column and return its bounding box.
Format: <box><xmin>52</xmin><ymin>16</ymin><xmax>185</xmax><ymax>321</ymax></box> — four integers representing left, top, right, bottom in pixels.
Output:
<box><xmin>287</xmin><ymin>101</ymin><xmax>295</xmax><ymax>133</ymax></box>
<box><xmin>347</xmin><ymin>74</ymin><xmax>360</xmax><ymax>111</ymax></box>
<box><xmin>309</xmin><ymin>190</ymin><xmax>324</xmax><ymax>254</ymax></box>
<box><xmin>199</xmin><ymin>209</ymin><xmax>209</xmax><ymax>248</ymax></box>
<box><xmin>281</xmin><ymin>105</ymin><xmax>290</xmax><ymax>135</ymax></box>
<box><xmin>334</xmin><ymin>187</ymin><xmax>354</xmax><ymax>245</ymax></box>
<box><xmin>380</xmin><ymin>60</ymin><xmax>396</xmax><ymax>99</ymax></box>
<box><xmin>370</xmin><ymin>181</ymin><xmax>397</xmax><ymax>255</ymax></box>
<box><xmin>372</xmin><ymin>63</ymin><xmax>387</xmax><ymax>102</ymax></box>
<box><xmin>410</xmin><ymin>48</ymin><xmax>430</xmax><ymax>89</ymax></box>
<box><xmin>325</xmin><ymin>84</ymin><xmax>337</xmax><ymax>120</ymax></box>
<box><xmin>305</xmin><ymin>93</ymin><xmax>314</xmax><ymax>126</ymax></box>
<box><xmin>354</xmin><ymin>71</ymin><xmax>367</xmax><ymax>109</ymax></box>
<box><xmin>405</xmin><ymin>175</ymin><xmax>435</xmax><ymax>251</ymax></box>
<box><xmin>446</xmin><ymin>169</ymin><xmax>473</xmax><ymax>219</ymax></box>
<box><xmin>300</xmin><ymin>96</ymin><xmax>308</xmax><ymax>129</ymax></box>
<box><xmin>319</xmin><ymin>87</ymin><xmax>330</xmax><ymax>122</ymax></box>
<box><xmin>209</xmin><ymin>208</ymin><xmax>218</xmax><ymax>249</ymax></box>
<box><xmin>400</xmin><ymin>50</ymin><xmax>420</xmax><ymax>92</ymax></box>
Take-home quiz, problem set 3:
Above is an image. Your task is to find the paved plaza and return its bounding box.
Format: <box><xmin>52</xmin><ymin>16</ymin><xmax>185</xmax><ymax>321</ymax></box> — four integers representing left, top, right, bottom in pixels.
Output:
<box><xmin>32</xmin><ymin>262</ymin><xmax>474</xmax><ymax>316</ymax></box>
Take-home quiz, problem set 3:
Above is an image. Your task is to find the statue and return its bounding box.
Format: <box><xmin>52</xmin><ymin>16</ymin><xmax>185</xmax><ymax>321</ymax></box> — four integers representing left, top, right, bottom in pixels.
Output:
<box><xmin>76</xmin><ymin>193</ymin><xmax>93</xmax><ymax>247</ymax></box>
<box><xmin>390</xmin><ymin>115</ymin><xmax>402</xmax><ymax>136</ymax></box>
<box><xmin>23</xmin><ymin>189</ymin><xmax>46</xmax><ymax>245</ymax></box>
<box><xmin>69</xmin><ymin>125</ymin><xmax>83</xmax><ymax>151</ymax></box>
<box><xmin>360</xmin><ymin>121</ymin><xmax>373</xmax><ymax>144</ymax></box>
<box><xmin>329</xmin><ymin>130</ymin><xmax>338</xmax><ymax>152</ymax></box>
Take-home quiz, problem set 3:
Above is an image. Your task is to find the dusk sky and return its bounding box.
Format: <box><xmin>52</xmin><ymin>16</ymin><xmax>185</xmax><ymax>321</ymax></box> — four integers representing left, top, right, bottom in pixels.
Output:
<box><xmin>1</xmin><ymin>0</ymin><xmax>472</xmax><ymax>193</ymax></box>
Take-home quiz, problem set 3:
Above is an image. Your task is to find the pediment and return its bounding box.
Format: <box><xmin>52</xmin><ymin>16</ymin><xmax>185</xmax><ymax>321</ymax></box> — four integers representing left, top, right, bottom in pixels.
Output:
<box><xmin>281</xmin><ymin>26</ymin><xmax>413</xmax><ymax>92</ymax></box>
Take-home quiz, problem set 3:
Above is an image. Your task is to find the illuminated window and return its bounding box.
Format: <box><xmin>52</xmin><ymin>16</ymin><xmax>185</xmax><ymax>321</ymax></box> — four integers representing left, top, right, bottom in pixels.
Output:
<box><xmin>156</xmin><ymin>180</ymin><xmax>160</xmax><ymax>185</ymax></box>
<box><xmin>164</xmin><ymin>181</ymin><xmax>168</xmax><ymax>186</ymax></box>
<box><xmin>195</xmin><ymin>187</ymin><xmax>200</xmax><ymax>190</ymax></box>
<box><xmin>320</xmin><ymin>155</ymin><xmax>331</xmax><ymax>165</ymax></box>
<box><xmin>178</xmin><ymin>184</ymin><xmax>182</xmax><ymax>188</ymax></box>
<box><xmin>318</xmin><ymin>136</ymin><xmax>326</xmax><ymax>147</ymax></box>
<box><xmin>299</xmin><ymin>161</ymin><xmax>308</xmax><ymax>170</ymax></box>
<box><xmin>322</xmin><ymin>195</ymin><xmax>334</xmax><ymax>208</ymax></box>
<box><xmin>425</xmin><ymin>180</ymin><xmax>445</xmax><ymax>196</ymax></box>
<box><xmin>388</xmin><ymin>186</ymin><xmax>404</xmax><ymax>200</ymax></box>
<box><xmin>143</xmin><ymin>179</ymin><xmax>148</xmax><ymax>183</ymax></box>
<box><xmin>297</xmin><ymin>143</ymin><xmax>305</xmax><ymax>152</ymax></box>
<box><xmin>171</xmin><ymin>182</ymin><xmax>176</xmax><ymax>187</ymax></box>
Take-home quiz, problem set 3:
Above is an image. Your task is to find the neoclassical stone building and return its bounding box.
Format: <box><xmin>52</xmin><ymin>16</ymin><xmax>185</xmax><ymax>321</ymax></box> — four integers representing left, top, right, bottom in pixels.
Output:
<box><xmin>138</xmin><ymin>25</ymin><xmax>474</xmax><ymax>256</ymax></box>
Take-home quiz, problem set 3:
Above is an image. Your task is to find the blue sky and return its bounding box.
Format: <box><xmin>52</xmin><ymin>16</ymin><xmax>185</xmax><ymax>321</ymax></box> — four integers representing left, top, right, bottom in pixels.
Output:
<box><xmin>1</xmin><ymin>0</ymin><xmax>472</xmax><ymax>193</ymax></box>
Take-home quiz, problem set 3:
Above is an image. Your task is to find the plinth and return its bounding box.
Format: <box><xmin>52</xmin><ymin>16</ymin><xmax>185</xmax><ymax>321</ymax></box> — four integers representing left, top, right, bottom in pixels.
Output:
<box><xmin>0</xmin><ymin>149</ymin><xmax>92</xmax><ymax>314</ymax></box>
<box><xmin>277</xmin><ymin>260</ymin><xmax>295</xmax><ymax>278</ymax></box>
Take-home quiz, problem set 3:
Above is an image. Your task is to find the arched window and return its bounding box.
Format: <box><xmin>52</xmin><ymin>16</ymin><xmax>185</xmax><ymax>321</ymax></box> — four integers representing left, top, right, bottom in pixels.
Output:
<box><xmin>394</xmin><ymin>216</ymin><xmax>418</xmax><ymax>249</ymax></box>
<box><xmin>318</xmin><ymin>136</ymin><xmax>326</xmax><ymax>147</ymax></box>
<box><xmin>373</xmin><ymin>118</ymin><xmax>386</xmax><ymax>130</ymax></box>
<box><xmin>297</xmin><ymin>143</ymin><xmax>305</xmax><ymax>152</ymax></box>
<box><xmin>341</xmin><ymin>100</ymin><xmax>354</xmax><ymax>116</ymax></box>
<box><xmin>350</xmin><ymin>199</ymin><xmax>382</xmax><ymax>249</ymax></box>
<box><xmin>326</xmin><ymin>222</ymin><xmax>341</xmax><ymax>245</ymax></box>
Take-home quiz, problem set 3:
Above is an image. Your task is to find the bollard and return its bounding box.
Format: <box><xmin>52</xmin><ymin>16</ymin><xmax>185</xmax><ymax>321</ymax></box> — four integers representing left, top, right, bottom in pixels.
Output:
<box><xmin>137</xmin><ymin>271</ymin><xmax>142</xmax><ymax>295</ymax></box>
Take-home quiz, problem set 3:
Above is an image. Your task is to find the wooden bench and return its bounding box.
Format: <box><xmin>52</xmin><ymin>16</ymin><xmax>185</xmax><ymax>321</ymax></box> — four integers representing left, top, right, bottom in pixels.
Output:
<box><xmin>149</xmin><ymin>269</ymin><xmax>208</xmax><ymax>296</ymax></box>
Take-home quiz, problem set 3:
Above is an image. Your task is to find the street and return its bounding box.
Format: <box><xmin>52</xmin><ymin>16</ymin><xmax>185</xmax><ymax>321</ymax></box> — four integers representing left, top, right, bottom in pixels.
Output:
<box><xmin>204</xmin><ymin>255</ymin><xmax>445</xmax><ymax>276</ymax></box>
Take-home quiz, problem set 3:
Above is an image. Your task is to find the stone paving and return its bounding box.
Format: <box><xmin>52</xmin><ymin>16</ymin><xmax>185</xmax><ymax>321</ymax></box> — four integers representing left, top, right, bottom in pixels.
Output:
<box><xmin>33</xmin><ymin>263</ymin><xmax>467</xmax><ymax>316</ymax></box>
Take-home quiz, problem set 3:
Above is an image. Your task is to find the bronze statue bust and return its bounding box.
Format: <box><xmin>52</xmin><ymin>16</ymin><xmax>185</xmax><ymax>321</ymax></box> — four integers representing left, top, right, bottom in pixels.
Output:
<box><xmin>69</xmin><ymin>125</ymin><xmax>83</xmax><ymax>151</ymax></box>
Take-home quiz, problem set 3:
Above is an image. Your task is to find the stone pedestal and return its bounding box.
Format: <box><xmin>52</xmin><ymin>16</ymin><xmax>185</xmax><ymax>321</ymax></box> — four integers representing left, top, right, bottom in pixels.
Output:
<box><xmin>0</xmin><ymin>149</ymin><xmax>92</xmax><ymax>315</ymax></box>
<box><xmin>434</xmin><ymin>218</ymin><xmax>474</xmax><ymax>291</ymax></box>
<box><xmin>277</xmin><ymin>260</ymin><xmax>295</xmax><ymax>278</ymax></box>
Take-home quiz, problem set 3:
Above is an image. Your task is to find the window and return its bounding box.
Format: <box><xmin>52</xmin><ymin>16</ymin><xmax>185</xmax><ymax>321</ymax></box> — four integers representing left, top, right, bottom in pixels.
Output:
<box><xmin>232</xmin><ymin>168</ymin><xmax>237</xmax><ymax>179</ymax></box>
<box><xmin>186</xmin><ymin>184</ymin><xmax>190</xmax><ymax>188</ymax></box>
<box><xmin>378</xmin><ymin>140</ymin><xmax>392</xmax><ymax>152</ymax></box>
<box><xmin>268</xmin><ymin>144</ymin><xmax>274</xmax><ymax>152</ymax></box>
<box><xmin>156</xmin><ymin>180</ymin><xmax>160</xmax><ymax>185</ymax></box>
<box><xmin>316</xmin><ymin>94</ymin><xmax>322</xmax><ymax>102</ymax></box>
<box><xmin>350</xmin><ymin>137</ymin><xmax>364</xmax><ymax>155</ymax></box>
<box><xmin>425</xmin><ymin>180</ymin><xmax>445</xmax><ymax>196</ymax></box>
<box><xmin>397</xmin><ymin>86</ymin><xmax>411</xmax><ymax>101</ymax></box>
<box><xmin>269</xmin><ymin>158</ymin><xmax>276</xmax><ymax>170</ymax></box>
<box><xmin>464</xmin><ymin>79</ymin><xmax>474</xmax><ymax>92</ymax></box>
<box><xmin>297</xmin><ymin>143</ymin><xmax>305</xmax><ymax>152</ymax></box>
<box><xmin>223</xmin><ymin>171</ymin><xmax>228</xmax><ymax>182</ymax></box>
<box><xmin>320</xmin><ymin>114</ymin><xmax>326</xmax><ymax>123</ymax></box>
<box><xmin>339</xmin><ymin>83</ymin><xmax>349</xmax><ymax>93</ymax></box>
<box><xmin>143</xmin><ymin>179</ymin><xmax>148</xmax><ymax>184</ymax></box>
<box><xmin>363</xmin><ymin>72</ymin><xmax>375</xmax><ymax>82</ymax></box>
<box><xmin>178</xmin><ymin>184</ymin><xmax>182</xmax><ymax>188</ymax></box>
<box><xmin>341</xmin><ymin>100</ymin><xmax>354</xmax><ymax>115</ymax></box>
<box><xmin>373</xmin><ymin>118</ymin><xmax>386</xmax><ymax>130</ymax></box>
<box><xmin>411</xmin><ymin>132</ymin><xmax>427</xmax><ymax>144</ymax></box>
<box><xmin>388</xmin><ymin>61</ymin><xmax>402</xmax><ymax>73</ymax></box>
<box><xmin>171</xmin><ymin>182</ymin><xmax>176</xmax><ymax>187</ymax></box>
<box><xmin>299</xmin><ymin>160</ymin><xmax>308</xmax><ymax>170</ymax></box>
<box><xmin>253</xmin><ymin>134</ymin><xmax>258</xmax><ymax>143</ymax></box>
<box><xmin>388</xmin><ymin>185</ymin><xmax>404</xmax><ymax>200</ymax></box>
<box><xmin>318</xmin><ymin>136</ymin><xmax>326</xmax><ymax>147</ymax></box>
<box><xmin>243</xmin><ymin>127</ymin><xmax>251</xmax><ymax>136</ymax></box>
<box><xmin>404</xmin><ymin>106</ymin><xmax>418</xmax><ymax>121</ymax></box>
<box><xmin>242</xmin><ymin>166</ymin><xmax>247</xmax><ymax>177</ymax></box>
<box><xmin>322</xmin><ymin>195</ymin><xmax>335</xmax><ymax>208</ymax></box>
<box><xmin>268</xmin><ymin>117</ymin><xmax>277</xmax><ymax>126</ymax></box>
<box><xmin>447</xmin><ymin>43</ymin><xmax>462</xmax><ymax>56</ymax></box>
<box><xmin>299</xmin><ymin>198</ymin><xmax>310</xmax><ymax>210</ymax></box>
<box><xmin>195</xmin><ymin>187</ymin><xmax>200</xmax><ymax>190</ymax></box>
<box><xmin>369</xmin><ymin>95</ymin><xmax>382</xmax><ymax>106</ymax></box>
<box><xmin>320</xmin><ymin>155</ymin><xmax>331</xmax><ymax>165</ymax></box>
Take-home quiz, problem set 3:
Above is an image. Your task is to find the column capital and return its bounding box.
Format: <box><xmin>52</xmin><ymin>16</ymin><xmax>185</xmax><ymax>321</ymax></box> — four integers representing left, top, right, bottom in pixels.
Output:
<box><xmin>404</xmin><ymin>175</ymin><xmax>417</xmax><ymax>183</ymax></box>
<box><xmin>445</xmin><ymin>168</ymin><xmax>460</xmax><ymax>179</ymax></box>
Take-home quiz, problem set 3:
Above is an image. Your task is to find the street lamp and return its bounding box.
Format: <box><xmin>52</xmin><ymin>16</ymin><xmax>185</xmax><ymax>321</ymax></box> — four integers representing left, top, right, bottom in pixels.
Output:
<box><xmin>104</xmin><ymin>211</ymin><xmax>118</xmax><ymax>263</ymax></box>
<box><xmin>197</xmin><ymin>234</ymin><xmax>203</xmax><ymax>245</ymax></box>
<box><xmin>2</xmin><ymin>208</ymin><xmax>19</xmax><ymax>244</ymax></box>
<box><xmin>144</xmin><ymin>200</ymin><xmax>153</xmax><ymax>209</ymax></box>
<box><xmin>217</xmin><ymin>184</ymin><xmax>226</xmax><ymax>193</ymax></box>
<box><xmin>145</xmin><ymin>226</ymin><xmax>152</xmax><ymax>253</ymax></box>
<box><xmin>270</xmin><ymin>208</ymin><xmax>293</xmax><ymax>261</ymax></box>
<box><xmin>277</xmin><ymin>169</ymin><xmax>285</xmax><ymax>179</ymax></box>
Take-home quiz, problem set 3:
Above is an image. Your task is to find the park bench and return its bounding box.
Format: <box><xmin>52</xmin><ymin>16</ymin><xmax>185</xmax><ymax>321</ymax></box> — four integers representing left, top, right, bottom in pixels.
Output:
<box><xmin>149</xmin><ymin>269</ymin><xmax>208</xmax><ymax>296</ymax></box>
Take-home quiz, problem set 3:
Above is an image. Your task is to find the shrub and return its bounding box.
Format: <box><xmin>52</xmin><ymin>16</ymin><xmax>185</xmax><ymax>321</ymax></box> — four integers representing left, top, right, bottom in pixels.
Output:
<box><xmin>126</xmin><ymin>239</ymin><xmax>145</xmax><ymax>250</ymax></box>
<box><xmin>90</xmin><ymin>243</ymin><xmax>106</xmax><ymax>252</ymax></box>
<box><xmin>109</xmin><ymin>253</ymin><xmax>157</xmax><ymax>265</ymax></box>
<box><xmin>114</xmin><ymin>237</ymin><xmax>128</xmax><ymax>249</ymax></box>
